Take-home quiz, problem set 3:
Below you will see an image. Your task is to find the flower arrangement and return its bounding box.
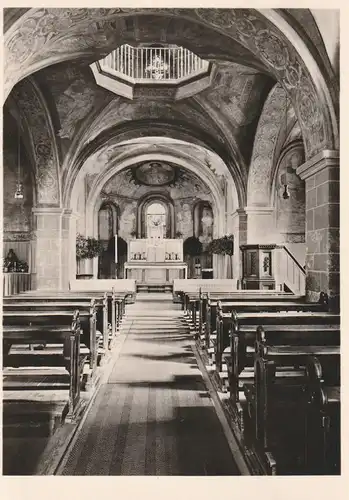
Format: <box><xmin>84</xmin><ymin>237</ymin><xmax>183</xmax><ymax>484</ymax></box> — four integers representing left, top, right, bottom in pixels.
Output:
<box><xmin>2</xmin><ymin>249</ymin><xmax>29</xmax><ymax>272</ymax></box>
<box><xmin>76</xmin><ymin>234</ymin><xmax>104</xmax><ymax>260</ymax></box>
<box><xmin>207</xmin><ymin>234</ymin><xmax>234</xmax><ymax>256</ymax></box>
<box><xmin>183</xmin><ymin>236</ymin><xmax>203</xmax><ymax>256</ymax></box>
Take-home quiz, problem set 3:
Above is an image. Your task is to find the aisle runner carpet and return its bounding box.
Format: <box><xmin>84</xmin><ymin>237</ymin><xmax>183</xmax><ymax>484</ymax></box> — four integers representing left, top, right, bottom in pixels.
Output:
<box><xmin>59</xmin><ymin>294</ymin><xmax>240</xmax><ymax>475</ymax></box>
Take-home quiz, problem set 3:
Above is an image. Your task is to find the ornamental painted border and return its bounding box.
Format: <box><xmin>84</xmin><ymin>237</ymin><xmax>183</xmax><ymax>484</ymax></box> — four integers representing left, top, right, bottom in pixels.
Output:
<box><xmin>4</xmin><ymin>8</ymin><xmax>338</xmax><ymax>159</ymax></box>
<box><xmin>12</xmin><ymin>78</ymin><xmax>61</xmax><ymax>205</ymax></box>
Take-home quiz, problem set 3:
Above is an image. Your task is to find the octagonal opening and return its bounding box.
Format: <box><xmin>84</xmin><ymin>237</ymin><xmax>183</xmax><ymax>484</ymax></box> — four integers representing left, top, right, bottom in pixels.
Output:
<box><xmin>96</xmin><ymin>44</ymin><xmax>210</xmax><ymax>84</ymax></box>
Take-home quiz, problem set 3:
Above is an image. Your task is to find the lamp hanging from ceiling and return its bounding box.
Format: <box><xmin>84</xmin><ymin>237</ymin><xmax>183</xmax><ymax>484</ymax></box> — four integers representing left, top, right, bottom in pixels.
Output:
<box><xmin>282</xmin><ymin>90</ymin><xmax>290</xmax><ymax>200</ymax></box>
<box><xmin>14</xmin><ymin>110</ymin><xmax>24</xmax><ymax>200</ymax></box>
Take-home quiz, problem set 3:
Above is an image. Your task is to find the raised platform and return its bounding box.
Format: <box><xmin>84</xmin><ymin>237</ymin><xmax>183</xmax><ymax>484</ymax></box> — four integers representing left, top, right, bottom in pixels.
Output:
<box><xmin>136</xmin><ymin>283</ymin><xmax>173</xmax><ymax>293</ymax></box>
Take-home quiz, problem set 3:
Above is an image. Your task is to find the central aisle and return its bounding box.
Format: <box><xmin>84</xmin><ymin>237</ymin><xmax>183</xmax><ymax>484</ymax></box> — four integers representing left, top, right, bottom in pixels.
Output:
<box><xmin>58</xmin><ymin>294</ymin><xmax>241</xmax><ymax>475</ymax></box>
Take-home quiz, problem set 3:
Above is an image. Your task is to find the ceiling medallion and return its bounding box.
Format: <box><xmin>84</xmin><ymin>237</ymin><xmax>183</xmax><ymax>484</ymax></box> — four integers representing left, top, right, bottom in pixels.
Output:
<box><xmin>133</xmin><ymin>161</ymin><xmax>176</xmax><ymax>186</ymax></box>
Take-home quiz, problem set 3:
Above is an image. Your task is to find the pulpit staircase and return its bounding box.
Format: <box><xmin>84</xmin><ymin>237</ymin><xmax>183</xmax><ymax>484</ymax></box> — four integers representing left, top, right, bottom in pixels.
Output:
<box><xmin>275</xmin><ymin>246</ymin><xmax>306</xmax><ymax>296</ymax></box>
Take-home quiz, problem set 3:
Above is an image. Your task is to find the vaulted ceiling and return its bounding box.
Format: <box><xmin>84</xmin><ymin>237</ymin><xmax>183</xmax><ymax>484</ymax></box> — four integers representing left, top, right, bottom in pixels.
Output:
<box><xmin>3</xmin><ymin>8</ymin><xmax>339</xmax><ymax>211</ymax></box>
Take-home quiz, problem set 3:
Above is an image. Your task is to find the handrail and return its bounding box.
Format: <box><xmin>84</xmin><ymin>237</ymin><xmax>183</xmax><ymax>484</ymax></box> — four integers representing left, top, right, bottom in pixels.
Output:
<box><xmin>281</xmin><ymin>245</ymin><xmax>306</xmax><ymax>275</ymax></box>
<box><xmin>275</xmin><ymin>246</ymin><xmax>305</xmax><ymax>295</ymax></box>
<box><xmin>99</xmin><ymin>45</ymin><xmax>209</xmax><ymax>83</ymax></box>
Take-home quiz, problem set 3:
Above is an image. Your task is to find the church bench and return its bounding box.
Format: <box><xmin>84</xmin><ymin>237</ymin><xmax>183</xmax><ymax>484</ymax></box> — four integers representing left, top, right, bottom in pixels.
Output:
<box><xmin>201</xmin><ymin>295</ymin><xmax>330</xmax><ymax>368</ymax></box>
<box><xmin>16</xmin><ymin>288</ymin><xmax>127</xmax><ymax>338</ymax></box>
<box><xmin>211</xmin><ymin>305</ymin><xmax>333</xmax><ymax>393</ymax></box>
<box><xmin>2</xmin><ymin>306</ymin><xmax>100</xmax><ymax>388</ymax></box>
<box><xmin>174</xmin><ymin>279</ymin><xmax>238</xmax><ymax>313</ymax></box>
<box><xmin>246</xmin><ymin>326</ymin><xmax>339</xmax><ymax>474</ymax></box>
<box><xmin>203</xmin><ymin>297</ymin><xmax>328</xmax><ymax>353</ymax></box>
<box><xmin>187</xmin><ymin>289</ymin><xmax>314</xmax><ymax>339</ymax></box>
<box><xmin>304</xmin><ymin>355</ymin><xmax>340</xmax><ymax>474</ymax></box>
<box><xmin>230</xmin><ymin>311</ymin><xmax>339</xmax><ymax>404</ymax></box>
<box><xmin>3</xmin><ymin>299</ymin><xmax>102</xmax><ymax>375</ymax></box>
<box><xmin>69</xmin><ymin>279</ymin><xmax>136</xmax><ymax>303</ymax></box>
<box><xmin>2</xmin><ymin>311</ymin><xmax>84</xmax><ymax>423</ymax></box>
<box><xmin>200</xmin><ymin>291</ymin><xmax>329</xmax><ymax>343</ymax></box>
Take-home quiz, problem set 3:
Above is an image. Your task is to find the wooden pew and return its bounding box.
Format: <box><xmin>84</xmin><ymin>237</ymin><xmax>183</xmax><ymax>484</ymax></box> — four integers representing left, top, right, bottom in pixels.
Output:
<box><xmin>188</xmin><ymin>289</ymin><xmax>308</xmax><ymax>340</ymax></box>
<box><xmin>201</xmin><ymin>291</ymin><xmax>328</xmax><ymax>346</ymax></box>
<box><xmin>2</xmin><ymin>305</ymin><xmax>100</xmax><ymax>386</ymax></box>
<box><xmin>305</xmin><ymin>355</ymin><xmax>340</xmax><ymax>474</ymax></box>
<box><xmin>247</xmin><ymin>323</ymin><xmax>340</xmax><ymax>474</ymax></box>
<box><xmin>174</xmin><ymin>279</ymin><xmax>239</xmax><ymax>314</ymax></box>
<box><xmin>202</xmin><ymin>295</ymin><xmax>328</xmax><ymax>366</ymax></box>
<box><xmin>16</xmin><ymin>288</ymin><xmax>126</xmax><ymax>346</ymax></box>
<box><xmin>69</xmin><ymin>278</ymin><xmax>136</xmax><ymax>304</ymax></box>
<box><xmin>3</xmin><ymin>299</ymin><xmax>101</xmax><ymax>379</ymax></box>
<box><xmin>229</xmin><ymin>307</ymin><xmax>336</xmax><ymax>403</ymax></box>
<box><xmin>3</xmin><ymin>310</ymin><xmax>84</xmax><ymax>425</ymax></box>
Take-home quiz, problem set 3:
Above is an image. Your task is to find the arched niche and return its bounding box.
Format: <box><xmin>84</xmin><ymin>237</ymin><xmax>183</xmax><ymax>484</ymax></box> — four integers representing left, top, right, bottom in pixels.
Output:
<box><xmin>98</xmin><ymin>201</ymin><xmax>118</xmax><ymax>241</ymax></box>
<box><xmin>97</xmin><ymin>201</ymin><xmax>119</xmax><ymax>278</ymax></box>
<box><xmin>193</xmin><ymin>201</ymin><xmax>214</xmax><ymax>243</ymax></box>
<box><xmin>137</xmin><ymin>193</ymin><xmax>175</xmax><ymax>239</ymax></box>
<box><xmin>272</xmin><ymin>142</ymin><xmax>306</xmax><ymax>266</ymax></box>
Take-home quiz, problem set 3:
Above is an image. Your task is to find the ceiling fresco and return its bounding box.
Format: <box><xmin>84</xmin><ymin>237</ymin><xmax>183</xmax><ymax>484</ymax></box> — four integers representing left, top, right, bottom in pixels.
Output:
<box><xmin>33</xmin><ymin>58</ymin><xmax>274</xmax><ymax>176</ymax></box>
<box><xmin>3</xmin><ymin>8</ymin><xmax>338</xmax><ymax>216</ymax></box>
<box><xmin>96</xmin><ymin>165</ymin><xmax>212</xmax><ymax>202</ymax></box>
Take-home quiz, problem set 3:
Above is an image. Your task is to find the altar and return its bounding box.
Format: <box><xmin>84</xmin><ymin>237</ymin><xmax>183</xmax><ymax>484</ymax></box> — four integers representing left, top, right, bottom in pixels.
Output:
<box><xmin>124</xmin><ymin>238</ymin><xmax>187</xmax><ymax>284</ymax></box>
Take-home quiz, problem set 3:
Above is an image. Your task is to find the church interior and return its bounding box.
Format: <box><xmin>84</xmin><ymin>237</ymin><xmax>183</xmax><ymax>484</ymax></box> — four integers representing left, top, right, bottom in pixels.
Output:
<box><xmin>2</xmin><ymin>8</ymin><xmax>340</xmax><ymax>477</ymax></box>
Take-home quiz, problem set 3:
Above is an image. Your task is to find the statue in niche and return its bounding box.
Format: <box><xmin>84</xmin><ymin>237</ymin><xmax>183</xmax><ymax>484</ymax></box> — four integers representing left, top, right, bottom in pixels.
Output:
<box><xmin>199</xmin><ymin>205</ymin><xmax>213</xmax><ymax>243</ymax></box>
<box><xmin>278</xmin><ymin>150</ymin><xmax>303</xmax><ymax>200</ymax></box>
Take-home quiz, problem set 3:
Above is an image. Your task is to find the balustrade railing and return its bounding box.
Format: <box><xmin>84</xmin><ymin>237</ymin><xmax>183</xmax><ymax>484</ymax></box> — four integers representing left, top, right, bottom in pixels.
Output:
<box><xmin>99</xmin><ymin>45</ymin><xmax>209</xmax><ymax>82</ymax></box>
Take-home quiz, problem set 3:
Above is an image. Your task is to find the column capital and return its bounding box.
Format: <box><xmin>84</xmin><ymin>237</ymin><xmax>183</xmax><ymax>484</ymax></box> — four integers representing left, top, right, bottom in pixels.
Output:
<box><xmin>296</xmin><ymin>149</ymin><xmax>339</xmax><ymax>181</ymax></box>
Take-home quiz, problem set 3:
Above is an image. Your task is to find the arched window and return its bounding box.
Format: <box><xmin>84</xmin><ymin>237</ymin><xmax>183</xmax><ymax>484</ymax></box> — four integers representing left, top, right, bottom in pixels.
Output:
<box><xmin>138</xmin><ymin>194</ymin><xmax>174</xmax><ymax>238</ymax></box>
<box><xmin>146</xmin><ymin>202</ymin><xmax>166</xmax><ymax>239</ymax></box>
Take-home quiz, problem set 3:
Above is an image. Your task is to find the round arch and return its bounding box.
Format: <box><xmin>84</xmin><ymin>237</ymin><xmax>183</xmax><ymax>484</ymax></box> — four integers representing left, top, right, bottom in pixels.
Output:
<box><xmin>74</xmin><ymin>150</ymin><xmax>227</xmax><ymax>241</ymax></box>
<box><xmin>62</xmin><ymin>119</ymin><xmax>247</xmax><ymax>208</ymax></box>
<box><xmin>4</xmin><ymin>8</ymin><xmax>338</xmax><ymax>159</ymax></box>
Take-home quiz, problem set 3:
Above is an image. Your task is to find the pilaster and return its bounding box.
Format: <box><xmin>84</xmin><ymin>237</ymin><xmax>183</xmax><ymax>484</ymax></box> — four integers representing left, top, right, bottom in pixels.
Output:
<box><xmin>296</xmin><ymin>150</ymin><xmax>339</xmax><ymax>307</ymax></box>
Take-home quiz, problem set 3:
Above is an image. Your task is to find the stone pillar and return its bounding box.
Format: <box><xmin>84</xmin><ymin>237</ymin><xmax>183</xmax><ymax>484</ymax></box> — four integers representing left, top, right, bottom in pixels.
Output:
<box><xmin>297</xmin><ymin>150</ymin><xmax>339</xmax><ymax>308</ymax></box>
<box><xmin>230</xmin><ymin>209</ymin><xmax>247</xmax><ymax>282</ymax></box>
<box><xmin>245</xmin><ymin>207</ymin><xmax>275</xmax><ymax>244</ymax></box>
<box><xmin>32</xmin><ymin>208</ymin><xmax>73</xmax><ymax>290</ymax></box>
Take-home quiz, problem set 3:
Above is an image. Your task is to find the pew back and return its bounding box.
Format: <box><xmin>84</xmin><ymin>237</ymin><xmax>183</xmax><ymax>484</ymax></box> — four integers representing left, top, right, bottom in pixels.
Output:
<box><xmin>69</xmin><ymin>279</ymin><xmax>136</xmax><ymax>294</ymax></box>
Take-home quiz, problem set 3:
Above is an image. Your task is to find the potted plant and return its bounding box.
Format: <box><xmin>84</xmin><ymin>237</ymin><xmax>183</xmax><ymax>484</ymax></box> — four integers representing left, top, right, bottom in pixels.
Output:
<box><xmin>175</xmin><ymin>231</ymin><xmax>183</xmax><ymax>239</ymax></box>
<box><xmin>207</xmin><ymin>234</ymin><xmax>234</xmax><ymax>255</ymax></box>
<box><xmin>76</xmin><ymin>234</ymin><xmax>104</xmax><ymax>279</ymax></box>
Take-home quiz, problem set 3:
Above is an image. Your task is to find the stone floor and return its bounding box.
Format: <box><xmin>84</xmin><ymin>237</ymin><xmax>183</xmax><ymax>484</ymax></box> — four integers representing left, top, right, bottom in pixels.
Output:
<box><xmin>57</xmin><ymin>293</ymin><xmax>241</xmax><ymax>475</ymax></box>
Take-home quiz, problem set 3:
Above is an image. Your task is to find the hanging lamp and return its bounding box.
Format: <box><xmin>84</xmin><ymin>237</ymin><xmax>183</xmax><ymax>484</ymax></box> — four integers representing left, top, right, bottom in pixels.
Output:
<box><xmin>282</xmin><ymin>90</ymin><xmax>290</xmax><ymax>200</ymax></box>
<box><xmin>14</xmin><ymin>110</ymin><xmax>24</xmax><ymax>200</ymax></box>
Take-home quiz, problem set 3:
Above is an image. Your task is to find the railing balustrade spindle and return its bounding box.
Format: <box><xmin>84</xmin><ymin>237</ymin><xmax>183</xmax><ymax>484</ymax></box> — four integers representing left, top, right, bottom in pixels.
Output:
<box><xmin>99</xmin><ymin>45</ymin><xmax>208</xmax><ymax>82</ymax></box>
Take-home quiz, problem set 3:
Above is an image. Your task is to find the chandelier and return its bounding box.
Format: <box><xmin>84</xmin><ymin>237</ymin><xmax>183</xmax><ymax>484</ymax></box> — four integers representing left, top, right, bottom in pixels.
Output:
<box><xmin>145</xmin><ymin>54</ymin><xmax>169</xmax><ymax>80</ymax></box>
